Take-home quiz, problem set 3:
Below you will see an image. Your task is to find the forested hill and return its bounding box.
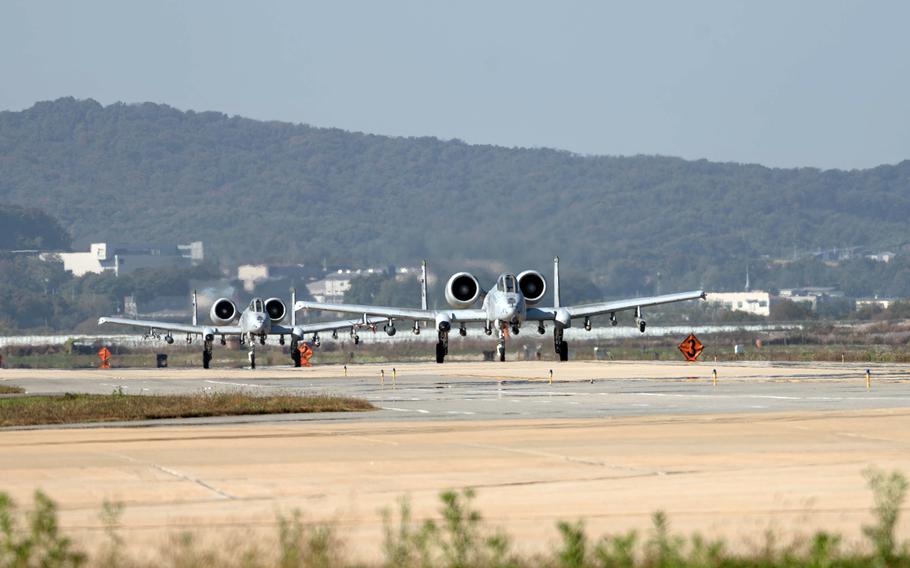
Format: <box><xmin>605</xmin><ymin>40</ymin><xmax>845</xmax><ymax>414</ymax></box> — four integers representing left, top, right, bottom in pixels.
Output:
<box><xmin>1</xmin><ymin>97</ymin><xmax>909</xmax><ymax>295</ymax></box>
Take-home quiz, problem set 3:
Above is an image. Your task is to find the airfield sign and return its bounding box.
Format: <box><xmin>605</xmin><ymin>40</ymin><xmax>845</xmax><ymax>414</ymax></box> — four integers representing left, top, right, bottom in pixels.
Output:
<box><xmin>678</xmin><ymin>334</ymin><xmax>704</xmax><ymax>362</ymax></box>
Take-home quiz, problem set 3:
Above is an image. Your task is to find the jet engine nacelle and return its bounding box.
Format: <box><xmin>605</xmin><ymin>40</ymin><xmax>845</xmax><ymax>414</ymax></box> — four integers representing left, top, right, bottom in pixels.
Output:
<box><xmin>264</xmin><ymin>298</ymin><xmax>287</xmax><ymax>323</ymax></box>
<box><xmin>445</xmin><ymin>272</ymin><xmax>481</xmax><ymax>308</ymax></box>
<box><xmin>516</xmin><ymin>270</ymin><xmax>547</xmax><ymax>306</ymax></box>
<box><xmin>209</xmin><ymin>298</ymin><xmax>238</xmax><ymax>325</ymax></box>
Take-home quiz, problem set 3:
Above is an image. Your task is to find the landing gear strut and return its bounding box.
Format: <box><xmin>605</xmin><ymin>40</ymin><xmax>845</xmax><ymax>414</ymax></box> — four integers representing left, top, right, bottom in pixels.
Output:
<box><xmin>202</xmin><ymin>339</ymin><xmax>213</xmax><ymax>369</ymax></box>
<box><xmin>290</xmin><ymin>334</ymin><xmax>301</xmax><ymax>368</ymax></box>
<box><xmin>436</xmin><ymin>330</ymin><xmax>449</xmax><ymax>364</ymax></box>
<box><xmin>497</xmin><ymin>326</ymin><xmax>506</xmax><ymax>362</ymax></box>
<box><xmin>554</xmin><ymin>325</ymin><xmax>568</xmax><ymax>362</ymax></box>
<box><xmin>248</xmin><ymin>333</ymin><xmax>257</xmax><ymax>369</ymax></box>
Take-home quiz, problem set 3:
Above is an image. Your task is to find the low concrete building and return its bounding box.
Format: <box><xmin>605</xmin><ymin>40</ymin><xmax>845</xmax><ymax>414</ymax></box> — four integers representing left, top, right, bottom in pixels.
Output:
<box><xmin>306</xmin><ymin>277</ymin><xmax>353</xmax><ymax>303</ymax></box>
<box><xmin>866</xmin><ymin>251</ymin><xmax>896</xmax><ymax>263</ymax></box>
<box><xmin>856</xmin><ymin>297</ymin><xmax>899</xmax><ymax>311</ymax></box>
<box><xmin>44</xmin><ymin>241</ymin><xmax>203</xmax><ymax>277</ymax></box>
<box><xmin>237</xmin><ymin>264</ymin><xmax>270</xmax><ymax>292</ymax></box>
<box><xmin>706</xmin><ymin>291</ymin><xmax>771</xmax><ymax>317</ymax></box>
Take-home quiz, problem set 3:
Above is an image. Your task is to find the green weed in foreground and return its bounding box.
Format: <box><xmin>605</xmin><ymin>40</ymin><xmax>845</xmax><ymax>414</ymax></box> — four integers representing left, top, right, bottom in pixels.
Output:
<box><xmin>0</xmin><ymin>468</ymin><xmax>908</xmax><ymax>567</ymax></box>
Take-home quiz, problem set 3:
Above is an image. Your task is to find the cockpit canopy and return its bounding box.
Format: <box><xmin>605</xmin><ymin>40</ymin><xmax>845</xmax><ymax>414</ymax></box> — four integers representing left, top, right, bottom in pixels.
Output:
<box><xmin>496</xmin><ymin>274</ymin><xmax>518</xmax><ymax>293</ymax></box>
<box><xmin>250</xmin><ymin>298</ymin><xmax>264</xmax><ymax>312</ymax></box>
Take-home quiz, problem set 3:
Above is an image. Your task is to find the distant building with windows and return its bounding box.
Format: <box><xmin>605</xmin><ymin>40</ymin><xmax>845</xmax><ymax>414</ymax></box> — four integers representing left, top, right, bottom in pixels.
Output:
<box><xmin>706</xmin><ymin>291</ymin><xmax>771</xmax><ymax>317</ymax></box>
<box><xmin>866</xmin><ymin>251</ymin><xmax>897</xmax><ymax>263</ymax></box>
<box><xmin>42</xmin><ymin>241</ymin><xmax>203</xmax><ymax>277</ymax></box>
<box><xmin>856</xmin><ymin>297</ymin><xmax>899</xmax><ymax>311</ymax></box>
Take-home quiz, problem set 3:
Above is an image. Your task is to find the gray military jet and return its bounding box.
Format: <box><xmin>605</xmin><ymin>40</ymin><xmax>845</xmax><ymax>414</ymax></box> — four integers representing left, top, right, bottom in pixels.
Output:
<box><xmin>99</xmin><ymin>289</ymin><xmax>384</xmax><ymax>369</ymax></box>
<box><xmin>295</xmin><ymin>258</ymin><xmax>706</xmax><ymax>363</ymax></box>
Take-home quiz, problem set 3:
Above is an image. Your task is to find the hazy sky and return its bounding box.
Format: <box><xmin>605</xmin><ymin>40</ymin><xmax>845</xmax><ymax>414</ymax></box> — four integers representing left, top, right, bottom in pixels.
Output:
<box><xmin>1</xmin><ymin>0</ymin><xmax>908</xmax><ymax>170</ymax></box>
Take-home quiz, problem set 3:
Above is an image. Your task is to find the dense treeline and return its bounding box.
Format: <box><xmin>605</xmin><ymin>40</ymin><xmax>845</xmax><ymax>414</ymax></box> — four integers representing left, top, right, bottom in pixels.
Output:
<box><xmin>1</xmin><ymin>97</ymin><xmax>910</xmax><ymax>297</ymax></box>
<box><xmin>0</xmin><ymin>205</ymin><xmax>70</xmax><ymax>250</ymax></box>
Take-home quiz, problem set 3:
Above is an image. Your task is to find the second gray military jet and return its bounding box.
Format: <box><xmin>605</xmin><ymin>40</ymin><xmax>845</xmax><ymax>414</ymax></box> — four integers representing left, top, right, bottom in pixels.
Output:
<box><xmin>295</xmin><ymin>258</ymin><xmax>706</xmax><ymax>363</ymax></box>
<box><xmin>100</xmin><ymin>289</ymin><xmax>384</xmax><ymax>368</ymax></box>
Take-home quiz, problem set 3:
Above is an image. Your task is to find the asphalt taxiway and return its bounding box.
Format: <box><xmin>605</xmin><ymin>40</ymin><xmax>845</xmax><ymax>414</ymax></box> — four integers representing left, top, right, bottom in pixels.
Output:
<box><xmin>2</xmin><ymin>360</ymin><xmax>909</xmax><ymax>560</ymax></box>
<box><xmin>2</xmin><ymin>360</ymin><xmax>910</xmax><ymax>428</ymax></box>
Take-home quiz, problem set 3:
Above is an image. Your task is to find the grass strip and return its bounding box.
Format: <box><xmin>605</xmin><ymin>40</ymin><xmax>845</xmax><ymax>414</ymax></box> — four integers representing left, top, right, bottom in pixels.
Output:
<box><xmin>0</xmin><ymin>391</ymin><xmax>374</xmax><ymax>426</ymax></box>
<box><xmin>0</xmin><ymin>384</ymin><xmax>25</xmax><ymax>394</ymax></box>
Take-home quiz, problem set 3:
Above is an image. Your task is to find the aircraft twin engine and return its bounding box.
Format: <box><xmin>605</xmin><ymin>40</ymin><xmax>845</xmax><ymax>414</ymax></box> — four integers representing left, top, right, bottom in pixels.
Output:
<box><xmin>517</xmin><ymin>270</ymin><xmax>547</xmax><ymax>305</ymax></box>
<box><xmin>210</xmin><ymin>298</ymin><xmax>238</xmax><ymax>325</ymax></box>
<box><xmin>264</xmin><ymin>298</ymin><xmax>287</xmax><ymax>322</ymax></box>
<box><xmin>445</xmin><ymin>272</ymin><xmax>481</xmax><ymax>308</ymax></box>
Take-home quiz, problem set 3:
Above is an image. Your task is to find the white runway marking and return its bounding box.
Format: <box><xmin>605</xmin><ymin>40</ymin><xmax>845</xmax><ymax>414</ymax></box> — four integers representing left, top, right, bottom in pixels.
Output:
<box><xmin>205</xmin><ymin>380</ymin><xmax>274</xmax><ymax>388</ymax></box>
<box><xmin>381</xmin><ymin>407</ymin><xmax>430</xmax><ymax>414</ymax></box>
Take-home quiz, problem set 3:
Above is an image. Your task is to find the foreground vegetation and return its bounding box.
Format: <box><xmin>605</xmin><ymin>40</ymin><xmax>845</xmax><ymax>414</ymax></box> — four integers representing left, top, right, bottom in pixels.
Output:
<box><xmin>0</xmin><ymin>469</ymin><xmax>907</xmax><ymax>567</ymax></box>
<box><xmin>0</xmin><ymin>391</ymin><xmax>373</xmax><ymax>427</ymax></box>
<box><xmin>0</xmin><ymin>384</ymin><xmax>24</xmax><ymax>394</ymax></box>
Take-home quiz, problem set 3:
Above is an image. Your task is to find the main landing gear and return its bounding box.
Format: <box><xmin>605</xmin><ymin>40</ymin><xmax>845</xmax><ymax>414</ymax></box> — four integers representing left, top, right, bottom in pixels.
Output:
<box><xmin>554</xmin><ymin>325</ymin><xmax>568</xmax><ymax>362</ymax></box>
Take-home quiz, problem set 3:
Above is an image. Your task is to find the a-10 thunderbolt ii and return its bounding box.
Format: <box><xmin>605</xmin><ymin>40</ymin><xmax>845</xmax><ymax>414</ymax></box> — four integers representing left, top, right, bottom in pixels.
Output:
<box><xmin>99</xmin><ymin>290</ymin><xmax>384</xmax><ymax>369</ymax></box>
<box><xmin>296</xmin><ymin>258</ymin><xmax>706</xmax><ymax>363</ymax></box>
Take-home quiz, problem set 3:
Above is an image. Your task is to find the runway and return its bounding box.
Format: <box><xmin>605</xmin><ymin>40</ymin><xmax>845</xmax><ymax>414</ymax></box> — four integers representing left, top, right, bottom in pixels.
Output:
<box><xmin>2</xmin><ymin>360</ymin><xmax>910</xmax><ymax>428</ymax></box>
<box><xmin>2</xmin><ymin>360</ymin><xmax>910</xmax><ymax>561</ymax></box>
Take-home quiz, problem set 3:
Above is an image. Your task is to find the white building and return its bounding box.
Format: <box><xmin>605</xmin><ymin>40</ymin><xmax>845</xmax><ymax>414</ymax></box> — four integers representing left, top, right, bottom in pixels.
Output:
<box><xmin>706</xmin><ymin>291</ymin><xmax>771</xmax><ymax>317</ymax></box>
<box><xmin>43</xmin><ymin>241</ymin><xmax>204</xmax><ymax>277</ymax></box>
<box><xmin>306</xmin><ymin>277</ymin><xmax>353</xmax><ymax>303</ymax></box>
<box><xmin>866</xmin><ymin>252</ymin><xmax>896</xmax><ymax>263</ymax></box>
<box><xmin>237</xmin><ymin>264</ymin><xmax>270</xmax><ymax>292</ymax></box>
<box><xmin>856</xmin><ymin>297</ymin><xmax>898</xmax><ymax>310</ymax></box>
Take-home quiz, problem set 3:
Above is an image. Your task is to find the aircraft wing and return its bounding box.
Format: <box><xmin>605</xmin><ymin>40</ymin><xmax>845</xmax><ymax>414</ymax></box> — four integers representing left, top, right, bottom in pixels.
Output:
<box><xmin>294</xmin><ymin>301</ymin><xmax>490</xmax><ymax>324</ymax></box>
<box><xmin>98</xmin><ymin>316</ymin><xmax>242</xmax><ymax>335</ymax></box>
<box><xmin>525</xmin><ymin>290</ymin><xmax>706</xmax><ymax>321</ymax></box>
<box><xmin>294</xmin><ymin>300</ymin><xmax>435</xmax><ymax>321</ymax></box>
<box><xmin>270</xmin><ymin>316</ymin><xmax>388</xmax><ymax>335</ymax></box>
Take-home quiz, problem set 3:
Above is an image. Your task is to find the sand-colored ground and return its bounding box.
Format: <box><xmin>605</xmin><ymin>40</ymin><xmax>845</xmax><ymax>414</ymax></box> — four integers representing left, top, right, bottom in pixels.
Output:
<box><xmin>2</xmin><ymin>408</ymin><xmax>909</xmax><ymax>560</ymax></box>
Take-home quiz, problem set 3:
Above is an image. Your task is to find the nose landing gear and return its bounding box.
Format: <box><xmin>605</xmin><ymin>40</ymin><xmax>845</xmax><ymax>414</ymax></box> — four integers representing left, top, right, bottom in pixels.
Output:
<box><xmin>202</xmin><ymin>338</ymin><xmax>213</xmax><ymax>369</ymax></box>
<box><xmin>247</xmin><ymin>333</ymin><xmax>257</xmax><ymax>369</ymax></box>
<box><xmin>554</xmin><ymin>325</ymin><xmax>568</xmax><ymax>362</ymax></box>
<box><xmin>497</xmin><ymin>325</ymin><xmax>507</xmax><ymax>362</ymax></box>
<box><xmin>436</xmin><ymin>329</ymin><xmax>449</xmax><ymax>364</ymax></box>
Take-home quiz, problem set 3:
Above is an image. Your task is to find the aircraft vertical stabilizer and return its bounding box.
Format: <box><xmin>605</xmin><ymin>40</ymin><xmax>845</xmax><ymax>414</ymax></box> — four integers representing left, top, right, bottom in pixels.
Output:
<box><xmin>553</xmin><ymin>256</ymin><xmax>561</xmax><ymax>308</ymax></box>
<box><xmin>420</xmin><ymin>260</ymin><xmax>429</xmax><ymax>311</ymax></box>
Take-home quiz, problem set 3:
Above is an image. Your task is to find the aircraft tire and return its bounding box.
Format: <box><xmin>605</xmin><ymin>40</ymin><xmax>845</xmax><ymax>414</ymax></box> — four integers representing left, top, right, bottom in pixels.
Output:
<box><xmin>435</xmin><ymin>341</ymin><xmax>446</xmax><ymax>364</ymax></box>
<box><xmin>558</xmin><ymin>340</ymin><xmax>569</xmax><ymax>362</ymax></box>
<box><xmin>202</xmin><ymin>351</ymin><xmax>212</xmax><ymax>369</ymax></box>
<box><xmin>292</xmin><ymin>350</ymin><xmax>301</xmax><ymax>368</ymax></box>
<box><xmin>497</xmin><ymin>343</ymin><xmax>505</xmax><ymax>362</ymax></box>
<box><xmin>250</xmin><ymin>353</ymin><xmax>256</xmax><ymax>370</ymax></box>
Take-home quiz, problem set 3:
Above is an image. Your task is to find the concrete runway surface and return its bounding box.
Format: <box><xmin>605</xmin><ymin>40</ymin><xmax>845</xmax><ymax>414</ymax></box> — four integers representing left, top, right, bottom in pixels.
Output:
<box><xmin>2</xmin><ymin>360</ymin><xmax>910</xmax><ymax>560</ymax></box>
